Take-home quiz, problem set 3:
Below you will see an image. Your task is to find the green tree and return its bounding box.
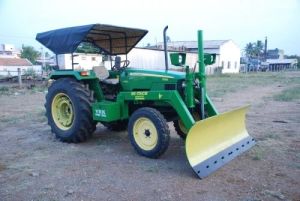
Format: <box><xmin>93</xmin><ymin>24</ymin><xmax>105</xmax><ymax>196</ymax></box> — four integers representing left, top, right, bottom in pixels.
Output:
<box><xmin>76</xmin><ymin>42</ymin><xmax>100</xmax><ymax>53</ymax></box>
<box><xmin>254</xmin><ymin>40</ymin><xmax>264</xmax><ymax>58</ymax></box>
<box><xmin>245</xmin><ymin>42</ymin><xmax>255</xmax><ymax>58</ymax></box>
<box><xmin>21</xmin><ymin>45</ymin><xmax>40</xmax><ymax>64</ymax></box>
<box><xmin>244</xmin><ymin>40</ymin><xmax>265</xmax><ymax>59</ymax></box>
<box><xmin>45</xmin><ymin>51</ymin><xmax>50</xmax><ymax>58</ymax></box>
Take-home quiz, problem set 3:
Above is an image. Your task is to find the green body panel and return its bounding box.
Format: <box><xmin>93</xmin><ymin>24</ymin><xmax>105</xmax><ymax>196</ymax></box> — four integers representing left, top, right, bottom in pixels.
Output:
<box><xmin>205</xmin><ymin>95</ymin><xmax>219</xmax><ymax>116</ymax></box>
<box><xmin>197</xmin><ymin>31</ymin><xmax>207</xmax><ymax>105</ymax></box>
<box><xmin>87</xmin><ymin>78</ymin><xmax>104</xmax><ymax>101</ymax></box>
<box><xmin>185</xmin><ymin>66</ymin><xmax>195</xmax><ymax>108</ymax></box>
<box><xmin>170</xmin><ymin>53</ymin><xmax>186</xmax><ymax>66</ymax></box>
<box><xmin>204</xmin><ymin>53</ymin><xmax>216</xmax><ymax>65</ymax></box>
<box><xmin>117</xmin><ymin>90</ymin><xmax>195</xmax><ymax>130</ymax></box>
<box><xmin>92</xmin><ymin>101</ymin><xmax>121</xmax><ymax>121</ymax></box>
<box><xmin>120</xmin><ymin>68</ymin><xmax>185</xmax><ymax>91</ymax></box>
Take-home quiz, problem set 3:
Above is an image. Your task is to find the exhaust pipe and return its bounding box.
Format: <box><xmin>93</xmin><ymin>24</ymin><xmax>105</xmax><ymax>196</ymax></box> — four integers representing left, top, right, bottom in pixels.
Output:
<box><xmin>163</xmin><ymin>26</ymin><xmax>169</xmax><ymax>71</ymax></box>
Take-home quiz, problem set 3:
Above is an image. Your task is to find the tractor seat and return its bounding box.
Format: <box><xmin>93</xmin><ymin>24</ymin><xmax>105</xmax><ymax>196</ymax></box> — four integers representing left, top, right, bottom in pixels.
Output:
<box><xmin>92</xmin><ymin>66</ymin><xmax>119</xmax><ymax>85</ymax></box>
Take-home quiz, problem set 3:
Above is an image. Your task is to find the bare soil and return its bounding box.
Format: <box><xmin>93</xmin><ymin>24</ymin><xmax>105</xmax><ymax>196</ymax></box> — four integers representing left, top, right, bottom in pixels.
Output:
<box><xmin>0</xmin><ymin>72</ymin><xmax>299</xmax><ymax>201</ymax></box>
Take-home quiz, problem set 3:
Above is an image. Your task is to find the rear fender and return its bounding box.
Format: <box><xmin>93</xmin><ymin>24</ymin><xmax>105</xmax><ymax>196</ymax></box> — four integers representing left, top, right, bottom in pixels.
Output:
<box><xmin>50</xmin><ymin>70</ymin><xmax>104</xmax><ymax>101</ymax></box>
<box><xmin>49</xmin><ymin>70</ymin><xmax>97</xmax><ymax>80</ymax></box>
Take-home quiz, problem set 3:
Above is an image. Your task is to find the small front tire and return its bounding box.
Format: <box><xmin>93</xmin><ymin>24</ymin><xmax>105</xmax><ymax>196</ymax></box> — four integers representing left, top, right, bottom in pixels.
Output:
<box><xmin>128</xmin><ymin>107</ymin><xmax>170</xmax><ymax>158</ymax></box>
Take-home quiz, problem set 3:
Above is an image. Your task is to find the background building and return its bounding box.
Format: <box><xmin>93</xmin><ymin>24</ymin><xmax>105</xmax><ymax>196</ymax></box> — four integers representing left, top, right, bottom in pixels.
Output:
<box><xmin>0</xmin><ymin>57</ymin><xmax>40</xmax><ymax>76</ymax></box>
<box><xmin>57</xmin><ymin>53</ymin><xmax>102</xmax><ymax>70</ymax></box>
<box><xmin>0</xmin><ymin>44</ymin><xmax>20</xmax><ymax>58</ymax></box>
<box><xmin>132</xmin><ymin>40</ymin><xmax>241</xmax><ymax>74</ymax></box>
<box><xmin>267</xmin><ymin>48</ymin><xmax>284</xmax><ymax>59</ymax></box>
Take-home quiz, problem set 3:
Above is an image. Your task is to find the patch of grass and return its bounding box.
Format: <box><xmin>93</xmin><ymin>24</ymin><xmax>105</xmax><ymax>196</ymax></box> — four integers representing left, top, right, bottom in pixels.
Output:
<box><xmin>0</xmin><ymin>116</ymin><xmax>18</xmax><ymax>124</ymax></box>
<box><xmin>24</xmin><ymin>108</ymin><xmax>47</xmax><ymax>123</ymax></box>
<box><xmin>96</xmin><ymin>139</ymin><xmax>103</xmax><ymax>146</ymax></box>
<box><xmin>0</xmin><ymin>108</ymin><xmax>46</xmax><ymax>128</ymax></box>
<box><xmin>29</xmin><ymin>85</ymin><xmax>47</xmax><ymax>94</ymax></box>
<box><xmin>264</xmin><ymin>190</ymin><xmax>285</xmax><ymax>200</ymax></box>
<box><xmin>273</xmin><ymin>85</ymin><xmax>300</xmax><ymax>101</ymax></box>
<box><xmin>145</xmin><ymin>167</ymin><xmax>159</xmax><ymax>173</ymax></box>
<box><xmin>0</xmin><ymin>163</ymin><xmax>7</xmax><ymax>171</ymax></box>
<box><xmin>35</xmin><ymin>113</ymin><xmax>47</xmax><ymax>123</ymax></box>
<box><xmin>207</xmin><ymin>72</ymin><xmax>300</xmax><ymax>98</ymax></box>
<box><xmin>0</xmin><ymin>86</ymin><xmax>10</xmax><ymax>95</ymax></box>
<box><xmin>251</xmin><ymin>147</ymin><xmax>264</xmax><ymax>161</ymax></box>
<box><xmin>265</xmin><ymin>133</ymin><xmax>280</xmax><ymax>140</ymax></box>
<box><xmin>144</xmin><ymin>164</ymin><xmax>159</xmax><ymax>173</ymax></box>
<box><xmin>258</xmin><ymin>133</ymin><xmax>280</xmax><ymax>141</ymax></box>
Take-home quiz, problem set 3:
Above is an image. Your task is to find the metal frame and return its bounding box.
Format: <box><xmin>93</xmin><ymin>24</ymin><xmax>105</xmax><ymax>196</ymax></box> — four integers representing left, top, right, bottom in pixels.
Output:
<box><xmin>86</xmin><ymin>27</ymin><xmax>130</xmax><ymax>69</ymax></box>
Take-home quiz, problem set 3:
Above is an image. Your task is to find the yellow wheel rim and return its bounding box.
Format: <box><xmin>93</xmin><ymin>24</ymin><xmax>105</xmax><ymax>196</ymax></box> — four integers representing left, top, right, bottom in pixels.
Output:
<box><xmin>133</xmin><ymin>117</ymin><xmax>158</xmax><ymax>151</ymax></box>
<box><xmin>51</xmin><ymin>93</ymin><xmax>74</xmax><ymax>130</ymax></box>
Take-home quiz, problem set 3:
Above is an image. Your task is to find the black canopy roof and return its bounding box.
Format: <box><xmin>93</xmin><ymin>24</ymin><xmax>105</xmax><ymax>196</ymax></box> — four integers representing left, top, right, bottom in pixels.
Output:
<box><xmin>36</xmin><ymin>24</ymin><xmax>148</xmax><ymax>55</ymax></box>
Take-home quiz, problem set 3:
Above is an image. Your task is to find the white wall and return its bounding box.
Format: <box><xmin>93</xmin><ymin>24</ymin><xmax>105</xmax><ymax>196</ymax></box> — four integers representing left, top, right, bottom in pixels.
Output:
<box><xmin>57</xmin><ymin>53</ymin><xmax>102</xmax><ymax>70</ymax></box>
<box><xmin>124</xmin><ymin>48</ymin><xmax>173</xmax><ymax>69</ymax></box>
<box><xmin>123</xmin><ymin>48</ymin><xmax>222</xmax><ymax>75</ymax></box>
<box><xmin>122</xmin><ymin>48</ymin><xmax>199</xmax><ymax>71</ymax></box>
<box><xmin>0</xmin><ymin>65</ymin><xmax>42</xmax><ymax>76</ymax></box>
<box><xmin>219</xmin><ymin>41</ymin><xmax>241</xmax><ymax>73</ymax></box>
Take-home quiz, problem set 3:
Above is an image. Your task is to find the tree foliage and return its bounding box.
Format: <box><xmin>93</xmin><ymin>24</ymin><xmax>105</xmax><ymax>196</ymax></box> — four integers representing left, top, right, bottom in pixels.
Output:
<box><xmin>75</xmin><ymin>42</ymin><xmax>100</xmax><ymax>54</ymax></box>
<box><xmin>20</xmin><ymin>45</ymin><xmax>40</xmax><ymax>64</ymax></box>
<box><xmin>244</xmin><ymin>40</ymin><xmax>265</xmax><ymax>59</ymax></box>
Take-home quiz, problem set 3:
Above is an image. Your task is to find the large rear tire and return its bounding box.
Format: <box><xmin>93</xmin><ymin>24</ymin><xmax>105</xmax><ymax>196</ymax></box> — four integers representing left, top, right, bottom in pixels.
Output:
<box><xmin>128</xmin><ymin>107</ymin><xmax>170</xmax><ymax>158</ymax></box>
<box><xmin>45</xmin><ymin>78</ymin><xmax>96</xmax><ymax>143</ymax></box>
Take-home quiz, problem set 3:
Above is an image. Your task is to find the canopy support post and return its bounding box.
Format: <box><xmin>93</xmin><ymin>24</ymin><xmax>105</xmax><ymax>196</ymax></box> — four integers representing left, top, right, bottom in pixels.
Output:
<box><xmin>71</xmin><ymin>53</ymin><xmax>74</xmax><ymax>70</ymax></box>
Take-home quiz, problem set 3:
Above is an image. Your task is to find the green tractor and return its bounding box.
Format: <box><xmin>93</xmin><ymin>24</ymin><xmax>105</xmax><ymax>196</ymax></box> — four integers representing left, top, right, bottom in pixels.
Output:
<box><xmin>36</xmin><ymin>24</ymin><xmax>255</xmax><ymax>178</ymax></box>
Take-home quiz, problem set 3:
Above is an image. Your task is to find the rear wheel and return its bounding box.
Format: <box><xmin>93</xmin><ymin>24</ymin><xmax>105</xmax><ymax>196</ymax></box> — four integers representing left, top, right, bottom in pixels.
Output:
<box><xmin>128</xmin><ymin>107</ymin><xmax>170</xmax><ymax>158</ymax></box>
<box><xmin>45</xmin><ymin>78</ymin><xmax>96</xmax><ymax>143</ymax></box>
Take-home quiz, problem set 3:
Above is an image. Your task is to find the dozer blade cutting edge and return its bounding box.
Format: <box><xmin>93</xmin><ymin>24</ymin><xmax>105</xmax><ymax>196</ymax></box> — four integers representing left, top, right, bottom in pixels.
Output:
<box><xmin>185</xmin><ymin>106</ymin><xmax>255</xmax><ymax>179</ymax></box>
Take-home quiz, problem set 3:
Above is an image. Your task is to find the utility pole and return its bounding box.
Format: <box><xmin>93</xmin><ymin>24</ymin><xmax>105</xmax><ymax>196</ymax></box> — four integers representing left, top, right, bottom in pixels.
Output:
<box><xmin>41</xmin><ymin>47</ymin><xmax>45</xmax><ymax>76</ymax></box>
<box><xmin>264</xmin><ymin>37</ymin><xmax>268</xmax><ymax>61</ymax></box>
<box><xmin>17</xmin><ymin>68</ymin><xmax>22</xmax><ymax>88</ymax></box>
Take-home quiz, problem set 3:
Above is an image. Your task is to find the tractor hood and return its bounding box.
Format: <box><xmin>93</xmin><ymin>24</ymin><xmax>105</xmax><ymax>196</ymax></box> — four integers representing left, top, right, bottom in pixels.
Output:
<box><xmin>120</xmin><ymin>68</ymin><xmax>186</xmax><ymax>91</ymax></box>
<box><xmin>125</xmin><ymin>68</ymin><xmax>186</xmax><ymax>80</ymax></box>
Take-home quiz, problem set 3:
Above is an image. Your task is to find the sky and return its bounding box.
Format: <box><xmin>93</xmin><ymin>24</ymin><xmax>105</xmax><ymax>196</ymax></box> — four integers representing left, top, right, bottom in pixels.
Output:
<box><xmin>0</xmin><ymin>0</ymin><xmax>299</xmax><ymax>55</ymax></box>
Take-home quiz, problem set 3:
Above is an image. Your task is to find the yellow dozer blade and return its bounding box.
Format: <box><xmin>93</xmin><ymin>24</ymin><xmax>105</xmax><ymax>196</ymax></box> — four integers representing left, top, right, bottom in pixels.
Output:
<box><xmin>185</xmin><ymin>106</ymin><xmax>255</xmax><ymax>178</ymax></box>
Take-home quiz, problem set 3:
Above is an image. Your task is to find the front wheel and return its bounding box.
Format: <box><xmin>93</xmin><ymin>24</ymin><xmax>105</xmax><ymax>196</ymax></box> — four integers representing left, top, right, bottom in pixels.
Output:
<box><xmin>174</xmin><ymin>112</ymin><xmax>200</xmax><ymax>140</ymax></box>
<box><xmin>128</xmin><ymin>107</ymin><xmax>170</xmax><ymax>158</ymax></box>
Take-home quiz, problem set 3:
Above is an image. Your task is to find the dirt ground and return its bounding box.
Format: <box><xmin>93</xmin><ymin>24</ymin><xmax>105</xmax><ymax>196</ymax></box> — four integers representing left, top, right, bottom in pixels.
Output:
<box><xmin>0</xmin><ymin>72</ymin><xmax>299</xmax><ymax>201</ymax></box>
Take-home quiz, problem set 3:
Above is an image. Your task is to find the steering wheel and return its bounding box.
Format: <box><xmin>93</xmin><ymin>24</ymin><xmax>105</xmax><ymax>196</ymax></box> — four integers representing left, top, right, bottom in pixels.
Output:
<box><xmin>112</xmin><ymin>59</ymin><xmax>130</xmax><ymax>71</ymax></box>
<box><xmin>121</xmin><ymin>60</ymin><xmax>130</xmax><ymax>68</ymax></box>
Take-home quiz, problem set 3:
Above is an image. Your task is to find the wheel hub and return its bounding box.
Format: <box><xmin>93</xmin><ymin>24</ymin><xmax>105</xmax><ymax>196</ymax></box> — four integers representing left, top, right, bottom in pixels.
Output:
<box><xmin>144</xmin><ymin>129</ymin><xmax>151</xmax><ymax>137</ymax></box>
<box><xmin>133</xmin><ymin>117</ymin><xmax>158</xmax><ymax>150</ymax></box>
<box><xmin>51</xmin><ymin>93</ymin><xmax>74</xmax><ymax>130</ymax></box>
